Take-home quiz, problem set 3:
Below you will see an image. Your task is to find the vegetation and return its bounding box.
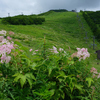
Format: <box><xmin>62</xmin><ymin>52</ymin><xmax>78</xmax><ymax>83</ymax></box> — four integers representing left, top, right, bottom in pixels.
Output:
<box><xmin>49</xmin><ymin>9</ymin><xmax>68</xmax><ymax>12</ymax></box>
<box><xmin>81</xmin><ymin>11</ymin><xmax>100</xmax><ymax>41</ymax></box>
<box><xmin>0</xmin><ymin>11</ymin><xmax>100</xmax><ymax>99</ymax></box>
<box><xmin>1</xmin><ymin>15</ymin><xmax>45</xmax><ymax>25</ymax></box>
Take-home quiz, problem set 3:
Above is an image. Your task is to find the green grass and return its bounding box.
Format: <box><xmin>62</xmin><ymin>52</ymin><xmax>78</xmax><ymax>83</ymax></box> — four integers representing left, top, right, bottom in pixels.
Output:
<box><xmin>0</xmin><ymin>11</ymin><xmax>100</xmax><ymax>99</ymax></box>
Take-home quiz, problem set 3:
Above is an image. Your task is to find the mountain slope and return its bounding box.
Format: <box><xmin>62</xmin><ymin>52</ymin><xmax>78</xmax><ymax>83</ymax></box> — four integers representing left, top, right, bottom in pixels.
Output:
<box><xmin>0</xmin><ymin>11</ymin><xmax>100</xmax><ymax>99</ymax></box>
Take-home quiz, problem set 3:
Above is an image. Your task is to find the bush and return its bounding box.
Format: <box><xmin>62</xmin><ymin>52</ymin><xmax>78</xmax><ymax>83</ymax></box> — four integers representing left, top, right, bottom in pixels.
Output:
<box><xmin>1</xmin><ymin>15</ymin><xmax>45</xmax><ymax>25</ymax></box>
<box><xmin>82</xmin><ymin>11</ymin><xmax>100</xmax><ymax>41</ymax></box>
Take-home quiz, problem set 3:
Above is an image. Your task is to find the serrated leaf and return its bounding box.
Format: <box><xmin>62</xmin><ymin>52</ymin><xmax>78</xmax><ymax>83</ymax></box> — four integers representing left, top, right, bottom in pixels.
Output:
<box><xmin>86</xmin><ymin>77</ymin><xmax>94</xmax><ymax>87</ymax></box>
<box><xmin>12</xmin><ymin>73</ymin><xmax>20</xmax><ymax>77</ymax></box>
<box><xmin>27</xmin><ymin>78</ymin><xmax>33</xmax><ymax>89</ymax></box>
<box><xmin>74</xmin><ymin>84</ymin><xmax>83</xmax><ymax>91</ymax></box>
<box><xmin>25</xmin><ymin>73</ymin><xmax>36</xmax><ymax>81</ymax></box>
<box><xmin>13</xmin><ymin>73</ymin><xmax>23</xmax><ymax>82</ymax></box>
<box><xmin>20</xmin><ymin>75</ymin><xmax>26</xmax><ymax>88</ymax></box>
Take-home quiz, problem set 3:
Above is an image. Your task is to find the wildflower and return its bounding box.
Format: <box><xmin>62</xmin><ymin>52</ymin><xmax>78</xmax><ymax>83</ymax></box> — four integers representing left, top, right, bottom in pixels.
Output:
<box><xmin>71</xmin><ymin>48</ymin><xmax>90</xmax><ymax>61</ymax></box>
<box><xmin>9</xmin><ymin>31</ymin><xmax>14</xmax><ymax>35</ymax></box>
<box><xmin>50</xmin><ymin>46</ymin><xmax>59</xmax><ymax>54</ymax></box>
<box><xmin>32</xmin><ymin>52</ymin><xmax>36</xmax><ymax>55</ymax></box>
<box><xmin>0</xmin><ymin>32</ymin><xmax>14</xmax><ymax>63</ymax></box>
<box><xmin>35</xmin><ymin>50</ymin><xmax>38</xmax><ymax>51</ymax></box>
<box><xmin>97</xmin><ymin>73</ymin><xmax>100</xmax><ymax>78</ymax></box>
<box><xmin>7</xmin><ymin>36</ymin><xmax>12</xmax><ymax>40</ymax></box>
<box><xmin>59</xmin><ymin>48</ymin><xmax>63</xmax><ymax>51</ymax></box>
<box><xmin>5</xmin><ymin>56</ymin><xmax>11</xmax><ymax>63</ymax></box>
<box><xmin>0</xmin><ymin>30</ymin><xmax>6</xmax><ymax>36</ymax></box>
<box><xmin>29</xmin><ymin>49</ymin><xmax>33</xmax><ymax>52</ymax></box>
<box><xmin>0</xmin><ymin>36</ymin><xmax>4</xmax><ymax>42</ymax></box>
<box><xmin>90</xmin><ymin>67</ymin><xmax>98</xmax><ymax>74</ymax></box>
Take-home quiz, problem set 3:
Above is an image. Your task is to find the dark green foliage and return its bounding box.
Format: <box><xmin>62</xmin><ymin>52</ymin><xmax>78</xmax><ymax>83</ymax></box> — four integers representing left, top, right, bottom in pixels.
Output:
<box><xmin>81</xmin><ymin>11</ymin><xmax>100</xmax><ymax>41</ymax></box>
<box><xmin>1</xmin><ymin>15</ymin><xmax>45</xmax><ymax>25</ymax></box>
<box><xmin>49</xmin><ymin>9</ymin><xmax>68</xmax><ymax>12</ymax></box>
<box><xmin>87</xmin><ymin>11</ymin><xmax>100</xmax><ymax>24</ymax></box>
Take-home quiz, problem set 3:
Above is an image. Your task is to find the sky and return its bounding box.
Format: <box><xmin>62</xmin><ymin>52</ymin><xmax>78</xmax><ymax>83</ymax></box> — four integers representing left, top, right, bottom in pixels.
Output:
<box><xmin>0</xmin><ymin>0</ymin><xmax>100</xmax><ymax>17</ymax></box>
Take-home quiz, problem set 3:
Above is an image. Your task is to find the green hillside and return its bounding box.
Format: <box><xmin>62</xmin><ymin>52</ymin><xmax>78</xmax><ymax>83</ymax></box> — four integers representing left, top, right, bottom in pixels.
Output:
<box><xmin>0</xmin><ymin>11</ymin><xmax>100</xmax><ymax>99</ymax></box>
<box><xmin>0</xmin><ymin>11</ymin><xmax>99</xmax><ymax>66</ymax></box>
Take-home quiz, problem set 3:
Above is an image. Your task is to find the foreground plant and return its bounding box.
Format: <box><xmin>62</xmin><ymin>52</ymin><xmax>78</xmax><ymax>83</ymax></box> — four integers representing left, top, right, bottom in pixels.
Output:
<box><xmin>0</xmin><ymin>31</ymin><xmax>99</xmax><ymax>100</ymax></box>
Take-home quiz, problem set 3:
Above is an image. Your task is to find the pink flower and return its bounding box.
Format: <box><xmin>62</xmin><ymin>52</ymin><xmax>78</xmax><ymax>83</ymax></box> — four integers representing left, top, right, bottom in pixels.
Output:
<box><xmin>50</xmin><ymin>46</ymin><xmax>59</xmax><ymax>54</ymax></box>
<box><xmin>0</xmin><ymin>30</ymin><xmax>6</xmax><ymax>36</ymax></box>
<box><xmin>5</xmin><ymin>56</ymin><xmax>11</xmax><ymax>63</ymax></box>
<box><xmin>97</xmin><ymin>73</ymin><xmax>100</xmax><ymax>78</ymax></box>
<box><xmin>9</xmin><ymin>31</ymin><xmax>14</xmax><ymax>35</ymax></box>
<box><xmin>0</xmin><ymin>36</ymin><xmax>4</xmax><ymax>42</ymax></box>
<box><xmin>32</xmin><ymin>52</ymin><xmax>36</xmax><ymax>55</ymax></box>
<box><xmin>1</xmin><ymin>54</ymin><xmax>6</xmax><ymax>60</ymax></box>
<box><xmin>59</xmin><ymin>48</ymin><xmax>63</xmax><ymax>51</ymax></box>
<box><xmin>90</xmin><ymin>67</ymin><xmax>98</xmax><ymax>74</ymax></box>
<box><xmin>35</xmin><ymin>50</ymin><xmax>38</xmax><ymax>51</ymax></box>
<box><xmin>7</xmin><ymin>36</ymin><xmax>12</xmax><ymax>40</ymax></box>
<box><xmin>75</xmin><ymin>48</ymin><xmax>90</xmax><ymax>61</ymax></box>
<box><xmin>29</xmin><ymin>49</ymin><xmax>32</xmax><ymax>52</ymax></box>
<box><xmin>2</xmin><ymin>39</ymin><xmax>8</xmax><ymax>43</ymax></box>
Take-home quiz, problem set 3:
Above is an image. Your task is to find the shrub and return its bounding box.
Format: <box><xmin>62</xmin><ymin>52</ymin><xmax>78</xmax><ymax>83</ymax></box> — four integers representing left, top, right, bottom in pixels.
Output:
<box><xmin>1</xmin><ymin>15</ymin><xmax>45</xmax><ymax>25</ymax></box>
<box><xmin>82</xmin><ymin>11</ymin><xmax>100</xmax><ymax>41</ymax></box>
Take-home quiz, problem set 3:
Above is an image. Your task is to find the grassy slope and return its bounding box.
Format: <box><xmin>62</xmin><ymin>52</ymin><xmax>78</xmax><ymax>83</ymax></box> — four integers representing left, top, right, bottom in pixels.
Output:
<box><xmin>0</xmin><ymin>11</ymin><xmax>100</xmax><ymax>99</ymax></box>
<box><xmin>0</xmin><ymin>12</ymin><xmax>100</xmax><ymax>67</ymax></box>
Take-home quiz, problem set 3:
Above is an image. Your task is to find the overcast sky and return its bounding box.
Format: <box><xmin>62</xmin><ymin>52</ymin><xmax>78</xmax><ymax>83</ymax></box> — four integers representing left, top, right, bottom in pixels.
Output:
<box><xmin>0</xmin><ymin>0</ymin><xmax>100</xmax><ymax>17</ymax></box>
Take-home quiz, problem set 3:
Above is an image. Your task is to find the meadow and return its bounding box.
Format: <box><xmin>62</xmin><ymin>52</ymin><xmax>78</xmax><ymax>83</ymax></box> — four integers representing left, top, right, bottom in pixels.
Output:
<box><xmin>0</xmin><ymin>11</ymin><xmax>100</xmax><ymax>100</ymax></box>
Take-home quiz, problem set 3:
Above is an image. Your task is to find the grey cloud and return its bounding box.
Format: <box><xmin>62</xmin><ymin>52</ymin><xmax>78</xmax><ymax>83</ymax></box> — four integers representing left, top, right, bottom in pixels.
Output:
<box><xmin>0</xmin><ymin>0</ymin><xmax>100</xmax><ymax>17</ymax></box>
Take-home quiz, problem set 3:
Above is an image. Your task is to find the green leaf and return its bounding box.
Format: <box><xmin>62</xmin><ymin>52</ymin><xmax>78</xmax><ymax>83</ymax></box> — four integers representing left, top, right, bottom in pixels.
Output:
<box><xmin>56</xmin><ymin>71</ymin><xmax>68</xmax><ymax>79</ymax></box>
<box><xmin>20</xmin><ymin>75</ymin><xmax>26</xmax><ymax>88</ymax></box>
<box><xmin>26</xmin><ymin>59</ymin><xmax>31</xmax><ymax>67</ymax></box>
<box><xmin>74</xmin><ymin>84</ymin><xmax>83</xmax><ymax>91</ymax></box>
<box><xmin>49</xmin><ymin>89</ymin><xmax>55</xmax><ymax>96</ymax></box>
<box><xmin>12</xmin><ymin>73</ymin><xmax>20</xmax><ymax>77</ymax></box>
<box><xmin>25</xmin><ymin>73</ymin><xmax>36</xmax><ymax>81</ymax></box>
<box><xmin>67</xmin><ymin>60</ymin><xmax>74</xmax><ymax>65</ymax></box>
<box><xmin>13</xmin><ymin>73</ymin><xmax>23</xmax><ymax>82</ymax></box>
<box><xmin>86</xmin><ymin>77</ymin><xmax>94</xmax><ymax>87</ymax></box>
<box><xmin>30</xmin><ymin>63</ymin><xmax>37</xmax><ymax>70</ymax></box>
<box><xmin>48</xmin><ymin>66</ymin><xmax>53</xmax><ymax>76</ymax></box>
<box><xmin>25</xmin><ymin>73</ymin><xmax>36</xmax><ymax>88</ymax></box>
<box><xmin>27</xmin><ymin>78</ymin><xmax>33</xmax><ymax>89</ymax></box>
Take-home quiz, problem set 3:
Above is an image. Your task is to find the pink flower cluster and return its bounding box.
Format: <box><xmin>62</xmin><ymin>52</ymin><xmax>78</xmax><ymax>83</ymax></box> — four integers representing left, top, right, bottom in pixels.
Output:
<box><xmin>29</xmin><ymin>49</ymin><xmax>39</xmax><ymax>55</ymax></box>
<box><xmin>0</xmin><ymin>30</ymin><xmax>14</xmax><ymax>63</ymax></box>
<box><xmin>50</xmin><ymin>46</ymin><xmax>66</xmax><ymax>54</ymax></box>
<box><xmin>9</xmin><ymin>31</ymin><xmax>14</xmax><ymax>35</ymax></box>
<box><xmin>0</xmin><ymin>30</ymin><xmax>6</xmax><ymax>36</ymax></box>
<box><xmin>76</xmin><ymin>48</ymin><xmax>90</xmax><ymax>61</ymax></box>
<box><xmin>90</xmin><ymin>67</ymin><xmax>100</xmax><ymax>78</ymax></box>
<box><xmin>7</xmin><ymin>36</ymin><xmax>12</xmax><ymax>40</ymax></box>
<box><xmin>50</xmin><ymin>46</ymin><xmax>59</xmax><ymax>53</ymax></box>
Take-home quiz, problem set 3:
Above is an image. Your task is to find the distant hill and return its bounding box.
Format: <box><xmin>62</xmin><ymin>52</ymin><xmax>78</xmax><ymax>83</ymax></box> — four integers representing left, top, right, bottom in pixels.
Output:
<box><xmin>49</xmin><ymin>9</ymin><xmax>68</xmax><ymax>12</ymax></box>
